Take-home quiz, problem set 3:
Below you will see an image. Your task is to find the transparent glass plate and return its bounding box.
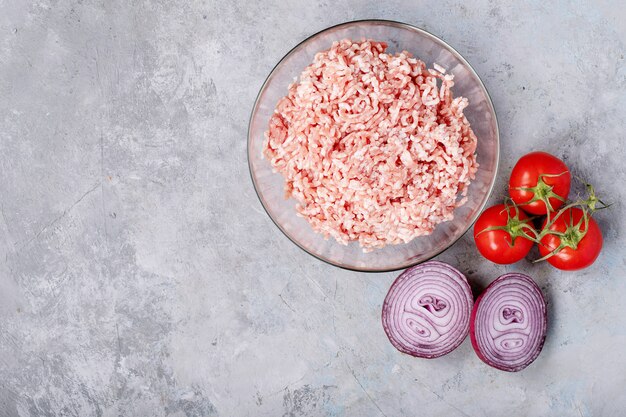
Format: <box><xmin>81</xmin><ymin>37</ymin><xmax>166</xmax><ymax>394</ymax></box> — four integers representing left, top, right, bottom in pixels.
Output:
<box><xmin>248</xmin><ymin>20</ymin><xmax>499</xmax><ymax>272</ymax></box>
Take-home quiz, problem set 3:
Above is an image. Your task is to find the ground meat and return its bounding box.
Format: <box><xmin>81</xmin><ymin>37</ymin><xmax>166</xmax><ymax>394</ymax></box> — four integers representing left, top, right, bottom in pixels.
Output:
<box><xmin>263</xmin><ymin>39</ymin><xmax>478</xmax><ymax>251</ymax></box>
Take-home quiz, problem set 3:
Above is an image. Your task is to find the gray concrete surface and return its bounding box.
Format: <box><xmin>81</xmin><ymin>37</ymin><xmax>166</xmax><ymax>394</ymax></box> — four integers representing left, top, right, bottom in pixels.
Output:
<box><xmin>0</xmin><ymin>0</ymin><xmax>625</xmax><ymax>416</ymax></box>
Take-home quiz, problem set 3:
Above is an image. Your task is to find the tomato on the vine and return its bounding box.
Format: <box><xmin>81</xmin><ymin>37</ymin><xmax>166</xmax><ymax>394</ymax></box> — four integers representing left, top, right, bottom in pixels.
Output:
<box><xmin>473</xmin><ymin>204</ymin><xmax>536</xmax><ymax>264</ymax></box>
<box><xmin>509</xmin><ymin>151</ymin><xmax>571</xmax><ymax>215</ymax></box>
<box><xmin>538</xmin><ymin>207</ymin><xmax>603</xmax><ymax>271</ymax></box>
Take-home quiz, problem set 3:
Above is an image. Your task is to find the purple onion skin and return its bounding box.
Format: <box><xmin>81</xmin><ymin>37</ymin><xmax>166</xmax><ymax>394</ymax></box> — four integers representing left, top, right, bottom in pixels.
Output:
<box><xmin>470</xmin><ymin>273</ymin><xmax>547</xmax><ymax>372</ymax></box>
<box><xmin>382</xmin><ymin>261</ymin><xmax>474</xmax><ymax>359</ymax></box>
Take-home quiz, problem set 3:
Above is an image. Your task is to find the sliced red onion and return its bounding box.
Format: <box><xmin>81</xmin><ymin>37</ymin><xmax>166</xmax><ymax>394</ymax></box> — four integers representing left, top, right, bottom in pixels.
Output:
<box><xmin>470</xmin><ymin>273</ymin><xmax>547</xmax><ymax>372</ymax></box>
<box><xmin>382</xmin><ymin>261</ymin><xmax>473</xmax><ymax>359</ymax></box>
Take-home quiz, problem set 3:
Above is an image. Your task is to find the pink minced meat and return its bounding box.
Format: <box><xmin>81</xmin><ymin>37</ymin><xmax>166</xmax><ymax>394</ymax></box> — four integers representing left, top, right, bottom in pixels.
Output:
<box><xmin>263</xmin><ymin>39</ymin><xmax>478</xmax><ymax>251</ymax></box>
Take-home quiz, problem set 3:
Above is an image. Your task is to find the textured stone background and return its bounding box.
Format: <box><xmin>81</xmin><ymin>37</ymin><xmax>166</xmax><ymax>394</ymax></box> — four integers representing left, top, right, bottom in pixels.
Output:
<box><xmin>0</xmin><ymin>1</ymin><xmax>624</xmax><ymax>416</ymax></box>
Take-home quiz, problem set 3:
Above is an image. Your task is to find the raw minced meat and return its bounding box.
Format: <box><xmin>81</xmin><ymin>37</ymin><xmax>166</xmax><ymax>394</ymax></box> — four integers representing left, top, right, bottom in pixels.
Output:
<box><xmin>263</xmin><ymin>39</ymin><xmax>478</xmax><ymax>251</ymax></box>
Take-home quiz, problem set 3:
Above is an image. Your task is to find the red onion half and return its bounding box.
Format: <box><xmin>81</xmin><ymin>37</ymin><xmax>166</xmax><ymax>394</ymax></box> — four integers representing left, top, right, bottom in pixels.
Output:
<box><xmin>470</xmin><ymin>273</ymin><xmax>547</xmax><ymax>372</ymax></box>
<box><xmin>382</xmin><ymin>261</ymin><xmax>473</xmax><ymax>359</ymax></box>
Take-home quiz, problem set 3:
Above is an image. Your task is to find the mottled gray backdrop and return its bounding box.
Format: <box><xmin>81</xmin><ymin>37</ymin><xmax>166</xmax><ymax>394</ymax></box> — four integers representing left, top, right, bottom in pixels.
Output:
<box><xmin>1</xmin><ymin>0</ymin><xmax>625</xmax><ymax>416</ymax></box>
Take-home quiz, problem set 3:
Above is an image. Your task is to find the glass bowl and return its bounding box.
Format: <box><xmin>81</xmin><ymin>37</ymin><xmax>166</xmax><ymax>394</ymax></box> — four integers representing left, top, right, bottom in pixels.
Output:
<box><xmin>248</xmin><ymin>20</ymin><xmax>499</xmax><ymax>272</ymax></box>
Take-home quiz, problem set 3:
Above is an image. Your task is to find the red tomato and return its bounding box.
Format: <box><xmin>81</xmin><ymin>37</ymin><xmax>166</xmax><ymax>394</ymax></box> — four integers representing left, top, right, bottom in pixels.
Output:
<box><xmin>539</xmin><ymin>207</ymin><xmax>603</xmax><ymax>270</ymax></box>
<box><xmin>509</xmin><ymin>151</ymin><xmax>571</xmax><ymax>215</ymax></box>
<box><xmin>473</xmin><ymin>204</ymin><xmax>536</xmax><ymax>264</ymax></box>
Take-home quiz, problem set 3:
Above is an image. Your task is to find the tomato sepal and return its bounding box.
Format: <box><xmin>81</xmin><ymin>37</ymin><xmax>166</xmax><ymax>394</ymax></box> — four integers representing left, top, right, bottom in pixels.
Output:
<box><xmin>534</xmin><ymin>208</ymin><xmax>590</xmax><ymax>263</ymax></box>
<box><xmin>475</xmin><ymin>198</ymin><xmax>540</xmax><ymax>246</ymax></box>
<box><xmin>511</xmin><ymin>171</ymin><xmax>569</xmax><ymax>221</ymax></box>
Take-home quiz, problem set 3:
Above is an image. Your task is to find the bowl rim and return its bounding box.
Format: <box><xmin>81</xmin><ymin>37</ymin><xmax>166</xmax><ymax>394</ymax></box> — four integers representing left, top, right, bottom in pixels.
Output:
<box><xmin>247</xmin><ymin>19</ymin><xmax>500</xmax><ymax>273</ymax></box>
